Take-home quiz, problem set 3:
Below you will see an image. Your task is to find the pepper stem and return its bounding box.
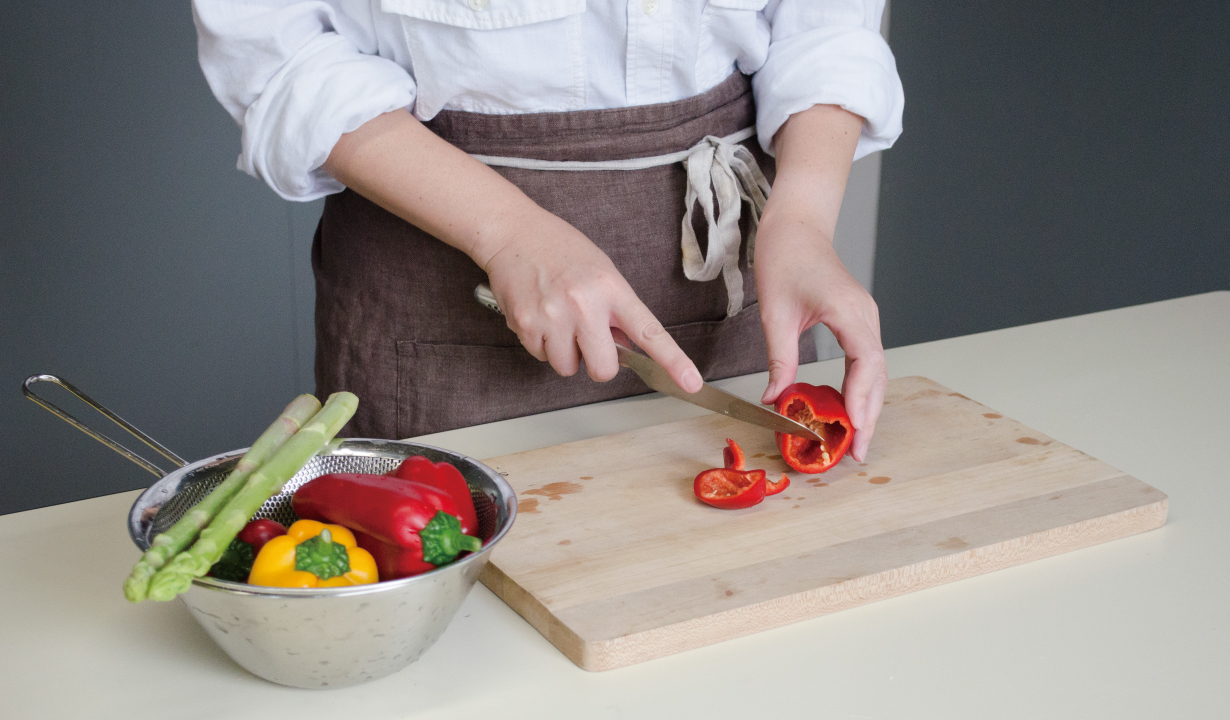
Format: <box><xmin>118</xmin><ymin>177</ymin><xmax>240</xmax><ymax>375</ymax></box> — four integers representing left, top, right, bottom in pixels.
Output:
<box><xmin>419</xmin><ymin>511</ymin><xmax>484</xmax><ymax>566</ymax></box>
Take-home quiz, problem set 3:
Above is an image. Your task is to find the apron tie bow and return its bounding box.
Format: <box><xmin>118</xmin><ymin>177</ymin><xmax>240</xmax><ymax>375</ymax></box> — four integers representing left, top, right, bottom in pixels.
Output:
<box><xmin>679</xmin><ymin>133</ymin><xmax>770</xmax><ymax>318</ymax></box>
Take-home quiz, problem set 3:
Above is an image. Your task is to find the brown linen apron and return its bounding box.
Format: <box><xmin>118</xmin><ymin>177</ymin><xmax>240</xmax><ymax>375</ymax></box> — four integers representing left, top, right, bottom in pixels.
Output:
<box><xmin>313</xmin><ymin>73</ymin><xmax>816</xmax><ymax>439</ymax></box>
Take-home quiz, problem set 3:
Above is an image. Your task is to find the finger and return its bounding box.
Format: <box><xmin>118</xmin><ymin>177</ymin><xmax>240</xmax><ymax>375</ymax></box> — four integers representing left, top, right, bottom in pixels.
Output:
<box><xmin>543</xmin><ymin>330</ymin><xmax>581</xmax><ymax>377</ymax></box>
<box><xmin>614</xmin><ymin>302</ymin><xmax>702</xmax><ymax>393</ymax></box>
<box><xmin>831</xmin><ymin>315</ymin><xmax>886</xmax><ymax>459</ymax></box>
<box><xmin>850</xmin><ymin>366</ymin><xmax>888</xmax><ymax>462</ymax></box>
<box><xmin>577</xmin><ymin>323</ymin><xmax>619</xmax><ymax>382</ymax></box>
<box><xmin>760</xmin><ymin>309</ymin><xmax>800</xmax><ymax>405</ymax></box>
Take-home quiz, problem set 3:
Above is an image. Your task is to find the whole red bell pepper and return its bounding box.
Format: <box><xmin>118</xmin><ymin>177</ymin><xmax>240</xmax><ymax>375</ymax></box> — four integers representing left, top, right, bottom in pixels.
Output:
<box><xmin>292</xmin><ymin>473</ymin><xmax>482</xmax><ymax>580</ymax></box>
<box><xmin>774</xmin><ymin>383</ymin><xmax>853</xmax><ymax>474</ymax></box>
<box><xmin>387</xmin><ymin>456</ymin><xmax>478</xmax><ymax>537</ymax></box>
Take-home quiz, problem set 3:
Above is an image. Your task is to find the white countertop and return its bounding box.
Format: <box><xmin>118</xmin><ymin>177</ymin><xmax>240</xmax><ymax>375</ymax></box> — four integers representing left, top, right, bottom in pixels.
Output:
<box><xmin>3</xmin><ymin>292</ymin><xmax>1227</xmax><ymax>719</ymax></box>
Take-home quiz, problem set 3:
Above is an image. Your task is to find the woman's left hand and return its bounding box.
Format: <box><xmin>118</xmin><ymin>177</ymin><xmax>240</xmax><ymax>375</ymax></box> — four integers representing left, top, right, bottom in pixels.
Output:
<box><xmin>756</xmin><ymin>104</ymin><xmax>887</xmax><ymax>463</ymax></box>
<box><xmin>755</xmin><ymin>211</ymin><xmax>886</xmax><ymax>463</ymax></box>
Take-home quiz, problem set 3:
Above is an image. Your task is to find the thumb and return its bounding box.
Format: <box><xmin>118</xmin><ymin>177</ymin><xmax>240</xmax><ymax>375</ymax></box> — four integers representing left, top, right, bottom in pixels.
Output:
<box><xmin>761</xmin><ymin>314</ymin><xmax>801</xmax><ymax>405</ymax></box>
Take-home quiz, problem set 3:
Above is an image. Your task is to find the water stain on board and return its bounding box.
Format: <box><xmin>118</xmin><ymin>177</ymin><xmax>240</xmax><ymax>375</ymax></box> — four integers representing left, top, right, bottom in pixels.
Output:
<box><xmin>751</xmin><ymin>453</ymin><xmax>765</xmax><ymax>458</ymax></box>
<box><xmin>868</xmin><ymin>476</ymin><xmax>892</xmax><ymax>485</ymax></box>
<box><xmin>983</xmin><ymin>413</ymin><xmax>1002</xmax><ymax>419</ymax></box>
<box><xmin>1016</xmin><ymin>437</ymin><xmax>1041</xmax><ymax>445</ymax></box>
<box><xmin>518</xmin><ymin>498</ymin><xmax>540</xmax><ymax>514</ymax></box>
<box><xmin>857</xmin><ymin>471</ymin><xmax>868</xmax><ymax>477</ymax></box>
<box><xmin>557</xmin><ymin>539</ymin><xmax>571</xmax><ymax>545</ymax></box>
<box><xmin>525</xmin><ymin>481</ymin><xmax>584</xmax><ymax>501</ymax></box>
<box><xmin>767</xmin><ymin>454</ymin><xmax>782</xmax><ymax>460</ymax></box>
<box><xmin>936</xmin><ymin>537</ymin><xmax>970</xmax><ymax>550</ymax></box>
<box><xmin>579</xmin><ymin>476</ymin><xmax>593</xmax><ymax>480</ymax></box>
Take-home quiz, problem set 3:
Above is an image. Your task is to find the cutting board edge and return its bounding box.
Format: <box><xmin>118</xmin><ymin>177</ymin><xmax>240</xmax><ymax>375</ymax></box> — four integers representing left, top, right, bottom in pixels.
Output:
<box><xmin>557</xmin><ymin>495</ymin><xmax>1168</xmax><ymax>672</ymax></box>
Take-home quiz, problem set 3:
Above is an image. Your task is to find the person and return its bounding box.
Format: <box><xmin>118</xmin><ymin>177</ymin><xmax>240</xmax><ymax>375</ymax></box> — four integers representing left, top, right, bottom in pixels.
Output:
<box><xmin>193</xmin><ymin>0</ymin><xmax>903</xmax><ymax>461</ymax></box>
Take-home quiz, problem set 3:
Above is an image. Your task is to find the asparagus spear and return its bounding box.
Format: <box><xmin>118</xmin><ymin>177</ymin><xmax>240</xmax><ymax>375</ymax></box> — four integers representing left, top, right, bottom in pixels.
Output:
<box><xmin>146</xmin><ymin>392</ymin><xmax>358</xmax><ymax>602</ymax></box>
<box><xmin>123</xmin><ymin>395</ymin><xmax>322</xmax><ymax>603</ymax></box>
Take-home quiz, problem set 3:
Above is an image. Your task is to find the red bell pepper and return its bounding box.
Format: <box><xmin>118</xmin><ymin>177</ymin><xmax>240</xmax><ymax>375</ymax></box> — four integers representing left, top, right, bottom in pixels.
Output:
<box><xmin>722</xmin><ymin>438</ymin><xmax>788</xmax><ymax>495</ymax></box>
<box><xmin>694</xmin><ymin>467</ymin><xmax>766</xmax><ymax>509</ymax></box>
<box><xmin>387</xmin><ymin>456</ymin><xmax>478</xmax><ymax>537</ymax></box>
<box><xmin>774</xmin><ymin>383</ymin><xmax>853</xmax><ymax>474</ymax></box>
<box><xmin>292</xmin><ymin>473</ymin><xmax>482</xmax><ymax>580</ymax></box>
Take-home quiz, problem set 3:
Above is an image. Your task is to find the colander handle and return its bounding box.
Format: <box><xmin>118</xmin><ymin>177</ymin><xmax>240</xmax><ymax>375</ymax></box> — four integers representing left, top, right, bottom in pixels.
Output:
<box><xmin>22</xmin><ymin>374</ymin><xmax>187</xmax><ymax>478</ymax></box>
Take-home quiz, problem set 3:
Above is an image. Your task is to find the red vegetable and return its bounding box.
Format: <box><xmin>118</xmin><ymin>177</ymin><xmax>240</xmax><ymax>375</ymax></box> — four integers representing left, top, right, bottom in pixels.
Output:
<box><xmin>694</xmin><ymin>468</ymin><xmax>766</xmax><ymax>509</ymax></box>
<box><xmin>774</xmin><ymin>383</ymin><xmax>853</xmax><ymax>474</ymax></box>
<box><xmin>292</xmin><ymin>473</ymin><xmax>482</xmax><ymax>580</ymax></box>
<box><xmin>387</xmin><ymin>456</ymin><xmax>478</xmax><ymax>537</ymax></box>
<box><xmin>722</xmin><ymin>438</ymin><xmax>746</xmax><ymax>471</ymax></box>
<box><xmin>765</xmin><ymin>473</ymin><xmax>790</xmax><ymax>496</ymax></box>
<box><xmin>236</xmin><ymin>518</ymin><xmax>287</xmax><ymax>554</ymax></box>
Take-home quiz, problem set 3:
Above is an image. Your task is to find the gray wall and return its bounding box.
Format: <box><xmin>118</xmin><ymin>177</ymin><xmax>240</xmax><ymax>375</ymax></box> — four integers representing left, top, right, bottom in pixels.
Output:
<box><xmin>6</xmin><ymin>2</ymin><xmax>1224</xmax><ymax>515</ymax></box>
<box><xmin>874</xmin><ymin>1</ymin><xmax>1230</xmax><ymax>348</ymax></box>
<box><xmin>1</xmin><ymin>2</ymin><xmax>319</xmax><ymax>515</ymax></box>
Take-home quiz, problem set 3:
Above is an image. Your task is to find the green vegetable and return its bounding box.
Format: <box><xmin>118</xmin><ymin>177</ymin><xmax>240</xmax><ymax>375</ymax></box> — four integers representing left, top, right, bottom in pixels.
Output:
<box><xmin>123</xmin><ymin>395</ymin><xmax>321</xmax><ymax>602</ymax></box>
<box><xmin>293</xmin><ymin>528</ymin><xmax>351</xmax><ymax>580</ymax></box>
<box><xmin>209</xmin><ymin>538</ymin><xmax>256</xmax><ymax>583</ymax></box>
<box><xmin>145</xmin><ymin>392</ymin><xmax>359</xmax><ymax>602</ymax></box>
<box><xmin>419</xmin><ymin>511</ymin><xmax>483</xmax><ymax>566</ymax></box>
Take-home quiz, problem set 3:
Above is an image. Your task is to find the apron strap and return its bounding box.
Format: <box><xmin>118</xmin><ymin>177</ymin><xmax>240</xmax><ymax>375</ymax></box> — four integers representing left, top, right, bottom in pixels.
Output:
<box><xmin>471</xmin><ymin>126</ymin><xmax>767</xmax><ymax>319</ymax></box>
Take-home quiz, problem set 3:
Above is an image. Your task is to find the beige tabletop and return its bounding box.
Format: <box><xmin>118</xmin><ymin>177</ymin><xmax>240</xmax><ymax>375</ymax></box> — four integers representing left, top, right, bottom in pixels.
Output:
<box><xmin>3</xmin><ymin>291</ymin><xmax>1227</xmax><ymax>719</ymax></box>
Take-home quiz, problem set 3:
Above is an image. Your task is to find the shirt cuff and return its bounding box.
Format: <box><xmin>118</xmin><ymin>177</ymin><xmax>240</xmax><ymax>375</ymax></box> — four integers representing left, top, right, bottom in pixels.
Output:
<box><xmin>238</xmin><ymin>33</ymin><xmax>417</xmax><ymax>201</ymax></box>
<box><xmin>752</xmin><ymin>25</ymin><xmax>904</xmax><ymax>160</ymax></box>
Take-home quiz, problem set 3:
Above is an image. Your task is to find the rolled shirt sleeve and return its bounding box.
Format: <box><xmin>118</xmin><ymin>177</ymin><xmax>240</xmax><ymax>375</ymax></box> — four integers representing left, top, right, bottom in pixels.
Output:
<box><xmin>752</xmin><ymin>0</ymin><xmax>904</xmax><ymax>160</ymax></box>
<box><xmin>193</xmin><ymin>1</ymin><xmax>417</xmax><ymax>201</ymax></box>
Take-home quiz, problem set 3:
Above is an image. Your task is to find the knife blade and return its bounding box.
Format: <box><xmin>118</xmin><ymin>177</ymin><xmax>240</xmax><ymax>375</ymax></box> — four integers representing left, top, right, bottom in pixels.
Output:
<box><xmin>473</xmin><ymin>283</ymin><xmax>823</xmax><ymax>442</ymax></box>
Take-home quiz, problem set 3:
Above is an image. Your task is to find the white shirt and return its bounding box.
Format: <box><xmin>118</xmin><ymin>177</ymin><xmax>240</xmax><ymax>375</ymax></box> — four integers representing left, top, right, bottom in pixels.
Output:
<box><xmin>193</xmin><ymin>0</ymin><xmax>904</xmax><ymax>201</ymax></box>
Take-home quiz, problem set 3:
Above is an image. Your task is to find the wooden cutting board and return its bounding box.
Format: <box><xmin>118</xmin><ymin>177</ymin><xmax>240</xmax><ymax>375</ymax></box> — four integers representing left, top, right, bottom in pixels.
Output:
<box><xmin>478</xmin><ymin>376</ymin><xmax>1167</xmax><ymax>671</ymax></box>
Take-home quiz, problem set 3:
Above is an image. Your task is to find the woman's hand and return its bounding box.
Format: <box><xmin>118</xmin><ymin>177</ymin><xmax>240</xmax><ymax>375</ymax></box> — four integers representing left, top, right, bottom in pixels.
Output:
<box><xmin>324</xmin><ymin>109</ymin><xmax>702</xmax><ymax>393</ymax></box>
<box><xmin>480</xmin><ymin>210</ymin><xmax>703</xmax><ymax>391</ymax></box>
<box><xmin>757</xmin><ymin>104</ymin><xmax>887</xmax><ymax>462</ymax></box>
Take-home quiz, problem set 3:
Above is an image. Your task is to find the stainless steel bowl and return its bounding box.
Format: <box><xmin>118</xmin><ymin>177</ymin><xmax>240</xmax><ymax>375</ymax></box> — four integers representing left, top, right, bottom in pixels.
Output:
<box><xmin>128</xmin><ymin>438</ymin><xmax>517</xmax><ymax>689</ymax></box>
<box><xmin>23</xmin><ymin>376</ymin><xmax>516</xmax><ymax>688</ymax></box>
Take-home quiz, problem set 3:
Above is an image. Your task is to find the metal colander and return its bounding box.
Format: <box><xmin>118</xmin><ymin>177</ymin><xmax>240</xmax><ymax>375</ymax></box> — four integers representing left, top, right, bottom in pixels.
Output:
<box><xmin>24</xmin><ymin>375</ymin><xmax>517</xmax><ymax>689</ymax></box>
<box><xmin>134</xmin><ymin>443</ymin><xmax>505</xmax><ymax>553</ymax></box>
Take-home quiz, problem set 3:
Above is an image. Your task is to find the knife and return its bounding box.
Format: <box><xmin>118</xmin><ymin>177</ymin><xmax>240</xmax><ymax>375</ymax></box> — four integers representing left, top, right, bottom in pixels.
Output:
<box><xmin>473</xmin><ymin>283</ymin><xmax>823</xmax><ymax>442</ymax></box>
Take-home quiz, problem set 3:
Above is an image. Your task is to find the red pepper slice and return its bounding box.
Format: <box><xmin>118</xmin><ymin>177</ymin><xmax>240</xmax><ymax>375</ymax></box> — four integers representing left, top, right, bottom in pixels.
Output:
<box><xmin>722</xmin><ymin>438</ymin><xmax>746</xmax><ymax>471</ymax></box>
<box><xmin>388</xmin><ymin>456</ymin><xmax>479</xmax><ymax>538</ymax></box>
<box><xmin>765</xmin><ymin>473</ymin><xmax>790</xmax><ymax>496</ymax></box>
<box><xmin>694</xmin><ymin>468</ymin><xmax>766</xmax><ymax>509</ymax></box>
<box><xmin>774</xmin><ymin>383</ymin><xmax>853</xmax><ymax>474</ymax></box>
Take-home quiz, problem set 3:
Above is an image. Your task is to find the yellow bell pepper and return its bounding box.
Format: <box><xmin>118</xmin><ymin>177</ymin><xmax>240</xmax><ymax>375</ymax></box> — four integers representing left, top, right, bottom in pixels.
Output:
<box><xmin>248</xmin><ymin>519</ymin><xmax>378</xmax><ymax>588</ymax></box>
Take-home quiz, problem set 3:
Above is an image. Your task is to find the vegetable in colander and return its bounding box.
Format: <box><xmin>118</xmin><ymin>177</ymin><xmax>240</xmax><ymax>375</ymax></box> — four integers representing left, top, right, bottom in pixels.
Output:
<box><xmin>123</xmin><ymin>395</ymin><xmax>321</xmax><ymax>602</ymax></box>
<box><xmin>144</xmin><ymin>392</ymin><xmax>358</xmax><ymax>602</ymax></box>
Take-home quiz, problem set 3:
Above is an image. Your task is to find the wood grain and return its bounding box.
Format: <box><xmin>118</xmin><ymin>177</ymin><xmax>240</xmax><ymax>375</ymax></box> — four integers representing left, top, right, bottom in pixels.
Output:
<box><xmin>478</xmin><ymin>376</ymin><xmax>1168</xmax><ymax>671</ymax></box>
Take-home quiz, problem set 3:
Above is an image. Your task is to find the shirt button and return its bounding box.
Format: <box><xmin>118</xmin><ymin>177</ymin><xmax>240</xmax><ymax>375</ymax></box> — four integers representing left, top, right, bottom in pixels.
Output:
<box><xmin>642</xmin><ymin>0</ymin><xmax>658</xmax><ymax>16</ymax></box>
<box><xmin>468</xmin><ymin>0</ymin><xmax>487</xmax><ymax>9</ymax></box>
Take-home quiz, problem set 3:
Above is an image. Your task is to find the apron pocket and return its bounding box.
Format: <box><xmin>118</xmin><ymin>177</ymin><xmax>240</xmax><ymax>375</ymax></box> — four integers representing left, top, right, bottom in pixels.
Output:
<box><xmin>394</xmin><ymin>301</ymin><xmax>811</xmax><ymax>437</ymax></box>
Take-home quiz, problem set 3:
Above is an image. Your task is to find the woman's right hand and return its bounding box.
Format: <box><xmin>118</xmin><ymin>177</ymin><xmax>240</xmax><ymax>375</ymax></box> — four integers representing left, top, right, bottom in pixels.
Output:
<box><xmin>480</xmin><ymin>211</ymin><xmax>703</xmax><ymax>392</ymax></box>
<box><xmin>324</xmin><ymin>109</ymin><xmax>700</xmax><ymax>391</ymax></box>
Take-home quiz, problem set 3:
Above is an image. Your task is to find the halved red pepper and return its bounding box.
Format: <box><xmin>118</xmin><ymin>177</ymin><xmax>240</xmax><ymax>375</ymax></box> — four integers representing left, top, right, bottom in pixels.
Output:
<box><xmin>694</xmin><ymin>467</ymin><xmax>766</xmax><ymax>509</ymax></box>
<box><xmin>774</xmin><ymin>383</ymin><xmax>853</xmax><ymax>473</ymax></box>
<box><xmin>292</xmin><ymin>473</ymin><xmax>482</xmax><ymax>580</ymax></box>
<box><xmin>722</xmin><ymin>438</ymin><xmax>789</xmax><ymax>495</ymax></box>
<box><xmin>387</xmin><ymin>456</ymin><xmax>479</xmax><ymax>537</ymax></box>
